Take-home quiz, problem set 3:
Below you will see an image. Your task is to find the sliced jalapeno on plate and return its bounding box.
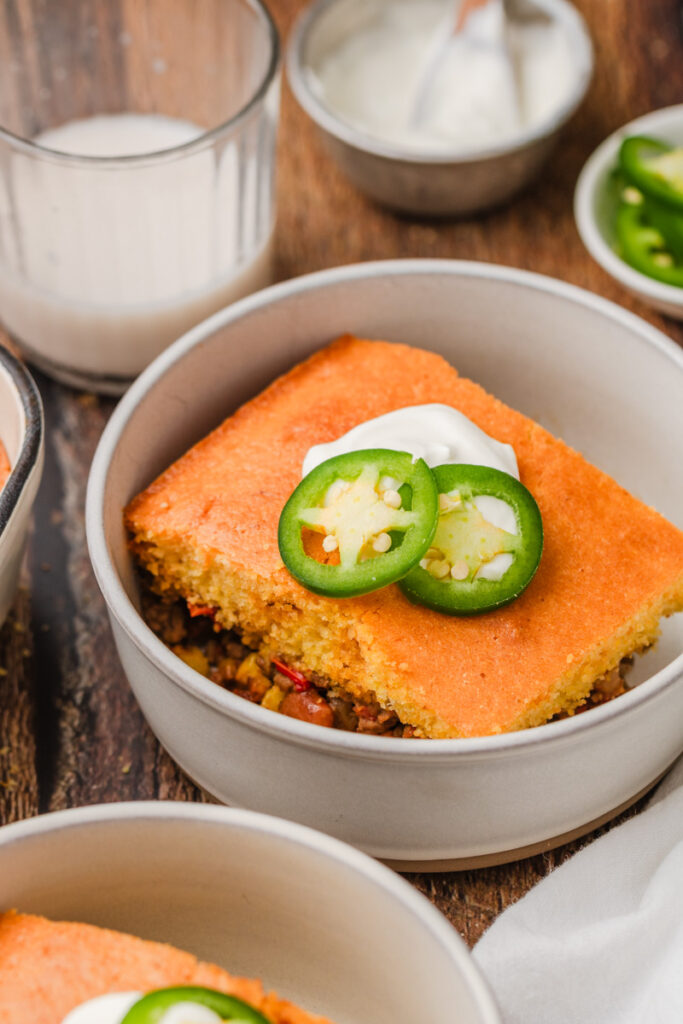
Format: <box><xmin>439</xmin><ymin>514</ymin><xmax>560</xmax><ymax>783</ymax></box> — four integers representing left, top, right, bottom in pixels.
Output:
<box><xmin>635</xmin><ymin>192</ymin><xmax>683</xmax><ymax>263</ymax></box>
<box><xmin>278</xmin><ymin>449</ymin><xmax>438</xmax><ymax>597</ymax></box>
<box><xmin>619</xmin><ymin>135</ymin><xmax>683</xmax><ymax>213</ymax></box>
<box><xmin>399</xmin><ymin>464</ymin><xmax>543</xmax><ymax>615</ymax></box>
<box><xmin>121</xmin><ymin>986</ymin><xmax>269</xmax><ymax>1023</ymax></box>
<box><xmin>615</xmin><ymin>198</ymin><xmax>683</xmax><ymax>287</ymax></box>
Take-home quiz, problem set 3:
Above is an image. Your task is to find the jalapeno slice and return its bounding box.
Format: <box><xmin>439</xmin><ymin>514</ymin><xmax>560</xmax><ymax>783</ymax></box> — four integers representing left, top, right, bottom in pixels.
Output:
<box><xmin>278</xmin><ymin>449</ymin><xmax>438</xmax><ymax>597</ymax></box>
<box><xmin>619</xmin><ymin>135</ymin><xmax>683</xmax><ymax>213</ymax></box>
<box><xmin>398</xmin><ymin>464</ymin><xmax>543</xmax><ymax>615</ymax></box>
<box><xmin>636</xmin><ymin>192</ymin><xmax>683</xmax><ymax>263</ymax></box>
<box><xmin>615</xmin><ymin>198</ymin><xmax>683</xmax><ymax>287</ymax></box>
<box><xmin>120</xmin><ymin>986</ymin><xmax>269</xmax><ymax>1023</ymax></box>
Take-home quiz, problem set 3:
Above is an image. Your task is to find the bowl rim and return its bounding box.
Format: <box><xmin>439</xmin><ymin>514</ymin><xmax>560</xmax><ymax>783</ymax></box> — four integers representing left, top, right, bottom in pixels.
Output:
<box><xmin>286</xmin><ymin>0</ymin><xmax>594</xmax><ymax>166</ymax></box>
<box><xmin>574</xmin><ymin>103</ymin><xmax>683</xmax><ymax>306</ymax></box>
<box><xmin>86</xmin><ymin>258</ymin><xmax>683</xmax><ymax>763</ymax></box>
<box><xmin>0</xmin><ymin>800</ymin><xmax>501</xmax><ymax>1023</ymax></box>
<box><xmin>0</xmin><ymin>345</ymin><xmax>43</xmax><ymax>537</ymax></box>
<box><xmin>0</xmin><ymin>0</ymin><xmax>281</xmax><ymax>168</ymax></box>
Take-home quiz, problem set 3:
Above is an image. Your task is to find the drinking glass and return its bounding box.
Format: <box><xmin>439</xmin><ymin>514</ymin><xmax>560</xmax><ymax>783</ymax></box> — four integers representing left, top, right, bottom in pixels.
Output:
<box><xmin>0</xmin><ymin>0</ymin><xmax>280</xmax><ymax>392</ymax></box>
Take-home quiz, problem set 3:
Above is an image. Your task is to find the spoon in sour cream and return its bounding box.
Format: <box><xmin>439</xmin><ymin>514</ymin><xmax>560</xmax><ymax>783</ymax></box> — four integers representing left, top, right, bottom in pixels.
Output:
<box><xmin>411</xmin><ymin>0</ymin><xmax>521</xmax><ymax>134</ymax></box>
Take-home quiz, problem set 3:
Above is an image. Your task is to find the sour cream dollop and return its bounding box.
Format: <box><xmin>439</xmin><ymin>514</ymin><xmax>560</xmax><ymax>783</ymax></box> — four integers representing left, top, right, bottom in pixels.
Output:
<box><xmin>302</xmin><ymin>404</ymin><xmax>520</xmax><ymax>579</ymax></box>
<box><xmin>62</xmin><ymin>992</ymin><xmax>223</xmax><ymax>1024</ymax></box>
<box><xmin>302</xmin><ymin>404</ymin><xmax>519</xmax><ymax>480</ymax></box>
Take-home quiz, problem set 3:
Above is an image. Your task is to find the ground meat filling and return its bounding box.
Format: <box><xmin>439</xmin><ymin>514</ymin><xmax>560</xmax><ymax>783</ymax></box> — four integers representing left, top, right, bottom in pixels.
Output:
<box><xmin>140</xmin><ymin>588</ymin><xmax>415</xmax><ymax>736</ymax></box>
<box><xmin>140</xmin><ymin>587</ymin><xmax>631</xmax><ymax>736</ymax></box>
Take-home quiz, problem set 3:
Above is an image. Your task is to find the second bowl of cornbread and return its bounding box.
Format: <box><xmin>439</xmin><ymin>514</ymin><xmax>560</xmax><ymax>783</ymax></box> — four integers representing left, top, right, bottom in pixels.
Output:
<box><xmin>87</xmin><ymin>260</ymin><xmax>683</xmax><ymax>868</ymax></box>
<box><xmin>0</xmin><ymin>802</ymin><xmax>499</xmax><ymax>1022</ymax></box>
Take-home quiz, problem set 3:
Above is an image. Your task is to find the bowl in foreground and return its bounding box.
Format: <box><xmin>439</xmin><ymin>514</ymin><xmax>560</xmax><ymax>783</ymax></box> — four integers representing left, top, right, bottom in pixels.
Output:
<box><xmin>0</xmin><ymin>345</ymin><xmax>43</xmax><ymax>626</ymax></box>
<box><xmin>575</xmin><ymin>104</ymin><xmax>683</xmax><ymax>320</ymax></box>
<box><xmin>287</xmin><ymin>0</ymin><xmax>593</xmax><ymax>216</ymax></box>
<box><xmin>0</xmin><ymin>802</ymin><xmax>499</xmax><ymax>1024</ymax></box>
<box><xmin>87</xmin><ymin>260</ymin><xmax>683</xmax><ymax>868</ymax></box>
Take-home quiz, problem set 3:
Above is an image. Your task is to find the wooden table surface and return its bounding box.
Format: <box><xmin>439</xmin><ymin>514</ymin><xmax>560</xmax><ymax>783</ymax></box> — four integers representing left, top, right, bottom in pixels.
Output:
<box><xmin>1</xmin><ymin>0</ymin><xmax>682</xmax><ymax>950</ymax></box>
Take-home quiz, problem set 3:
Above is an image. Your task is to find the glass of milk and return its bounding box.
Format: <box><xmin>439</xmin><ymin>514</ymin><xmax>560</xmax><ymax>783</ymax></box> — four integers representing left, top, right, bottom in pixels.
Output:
<box><xmin>0</xmin><ymin>0</ymin><xmax>280</xmax><ymax>393</ymax></box>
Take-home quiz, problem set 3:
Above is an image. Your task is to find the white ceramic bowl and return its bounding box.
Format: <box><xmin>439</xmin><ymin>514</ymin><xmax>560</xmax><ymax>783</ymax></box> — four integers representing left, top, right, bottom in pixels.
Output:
<box><xmin>0</xmin><ymin>345</ymin><xmax>43</xmax><ymax>626</ymax></box>
<box><xmin>575</xmin><ymin>104</ymin><xmax>683</xmax><ymax>320</ymax></box>
<box><xmin>0</xmin><ymin>802</ymin><xmax>500</xmax><ymax>1023</ymax></box>
<box><xmin>287</xmin><ymin>0</ymin><xmax>593</xmax><ymax>216</ymax></box>
<box><xmin>87</xmin><ymin>260</ymin><xmax>683</xmax><ymax>869</ymax></box>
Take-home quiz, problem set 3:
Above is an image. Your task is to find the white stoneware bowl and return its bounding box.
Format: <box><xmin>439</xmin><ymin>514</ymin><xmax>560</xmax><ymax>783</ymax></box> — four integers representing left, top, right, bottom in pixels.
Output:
<box><xmin>0</xmin><ymin>345</ymin><xmax>43</xmax><ymax>626</ymax></box>
<box><xmin>287</xmin><ymin>0</ymin><xmax>593</xmax><ymax>216</ymax></box>
<box><xmin>575</xmin><ymin>104</ymin><xmax>683</xmax><ymax>320</ymax></box>
<box><xmin>0</xmin><ymin>802</ymin><xmax>500</xmax><ymax>1024</ymax></box>
<box><xmin>87</xmin><ymin>260</ymin><xmax>683</xmax><ymax>869</ymax></box>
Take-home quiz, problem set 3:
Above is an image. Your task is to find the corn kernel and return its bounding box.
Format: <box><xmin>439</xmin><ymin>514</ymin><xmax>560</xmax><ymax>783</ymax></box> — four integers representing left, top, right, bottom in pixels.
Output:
<box><xmin>261</xmin><ymin>684</ymin><xmax>285</xmax><ymax>712</ymax></box>
<box><xmin>172</xmin><ymin>645</ymin><xmax>209</xmax><ymax>676</ymax></box>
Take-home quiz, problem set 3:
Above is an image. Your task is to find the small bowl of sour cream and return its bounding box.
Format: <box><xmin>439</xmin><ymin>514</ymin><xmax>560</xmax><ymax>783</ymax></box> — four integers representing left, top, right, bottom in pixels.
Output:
<box><xmin>287</xmin><ymin>0</ymin><xmax>593</xmax><ymax>216</ymax></box>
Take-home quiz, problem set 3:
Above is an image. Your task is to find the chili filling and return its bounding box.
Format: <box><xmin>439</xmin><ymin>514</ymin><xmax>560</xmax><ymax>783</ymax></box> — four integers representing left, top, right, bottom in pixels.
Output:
<box><xmin>139</xmin><ymin>584</ymin><xmax>632</xmax><ymax>737</ymax></box>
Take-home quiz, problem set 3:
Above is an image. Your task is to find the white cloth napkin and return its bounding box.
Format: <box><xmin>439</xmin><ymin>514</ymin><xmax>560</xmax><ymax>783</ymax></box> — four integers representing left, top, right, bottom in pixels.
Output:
<box><xmin>473</xmin><ymin>755</ymin><xmax>683</xmax><ymax>1024</ymax></box>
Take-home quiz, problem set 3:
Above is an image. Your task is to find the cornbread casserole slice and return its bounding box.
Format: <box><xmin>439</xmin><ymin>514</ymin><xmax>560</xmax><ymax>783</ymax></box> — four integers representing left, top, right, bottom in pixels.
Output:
<box><xmin>126</xmin><ymin>336</ymin><xmax>683</xmax><ymax>739</ymax></box>
<box><xmin>0</xmin><ymin>911</ymin><xmax>331</xmax><ymax>1023</ymax></box>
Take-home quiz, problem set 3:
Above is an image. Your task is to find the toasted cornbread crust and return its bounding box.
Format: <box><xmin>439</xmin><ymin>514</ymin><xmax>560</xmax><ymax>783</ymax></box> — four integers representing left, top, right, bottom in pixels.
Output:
<box><xmin>0</xmin><ymin>911</ymin><xmax>331</xmax><ymax>1024</ymax></box>
<box><xmin>126</xmin><ymin>337</ymin><xmax>683</xmax><ymax>738</ymax></box>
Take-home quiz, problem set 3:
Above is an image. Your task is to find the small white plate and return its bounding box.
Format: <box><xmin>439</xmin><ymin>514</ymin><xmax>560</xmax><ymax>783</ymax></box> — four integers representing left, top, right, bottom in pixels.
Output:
<box><xmin>575</xmin><ymin>103</ymin><xmax>683</xmax><ymax>320</ymax></box>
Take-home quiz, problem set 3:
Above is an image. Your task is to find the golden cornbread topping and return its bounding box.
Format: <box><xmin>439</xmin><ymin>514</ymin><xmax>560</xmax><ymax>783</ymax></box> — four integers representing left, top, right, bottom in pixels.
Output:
<box><xmin>125</xmin><ymin>336</ymin><xmax>683</xmax><ymax>739</ymax></box>
<box><xmin>3</xmin><ymin>911</ymin><xmax>331</xmax><ymax>1024</ymax></box>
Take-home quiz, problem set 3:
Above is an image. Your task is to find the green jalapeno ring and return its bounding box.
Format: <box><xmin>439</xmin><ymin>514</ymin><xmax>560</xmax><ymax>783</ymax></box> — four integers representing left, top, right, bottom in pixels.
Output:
<box><xmin>637</xmin><ymin>193</ymin><xmax>683</xmax><ymax>263</ymax></box>
<box><xmin>398</xmin><ymin>464</ymin><xmax>543</xmax><ymax>616</ymax></box>
<box><xmin>278</xmin><ymin>449</ymin><xmax>438</xmax><ymax>598</ymax></box>
<box><xmin>618</xmin><ymin>135</ymin><xmax>683</xmax><ymax>213</ymax></box>
<box><xmin>615</xmin><ymin>200</ymin><xmax>683</xmax><ymax>288</ymax></box>
<box><xmin>120</xmin><ymin>985</ymin><xmax>270</xmax><ymax>1023</ymax></box>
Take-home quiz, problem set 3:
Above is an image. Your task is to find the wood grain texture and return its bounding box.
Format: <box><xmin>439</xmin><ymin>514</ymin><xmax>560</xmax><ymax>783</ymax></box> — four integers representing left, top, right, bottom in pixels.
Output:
<box><xmin>0</xmin><ymin>0</ymin><xmax>682</xmax><ymax>950</ymax></box>
<box><xmin>0</xmin><ymin>0</ymin><xmax>267</xmax><ymax>133</ymax></box>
